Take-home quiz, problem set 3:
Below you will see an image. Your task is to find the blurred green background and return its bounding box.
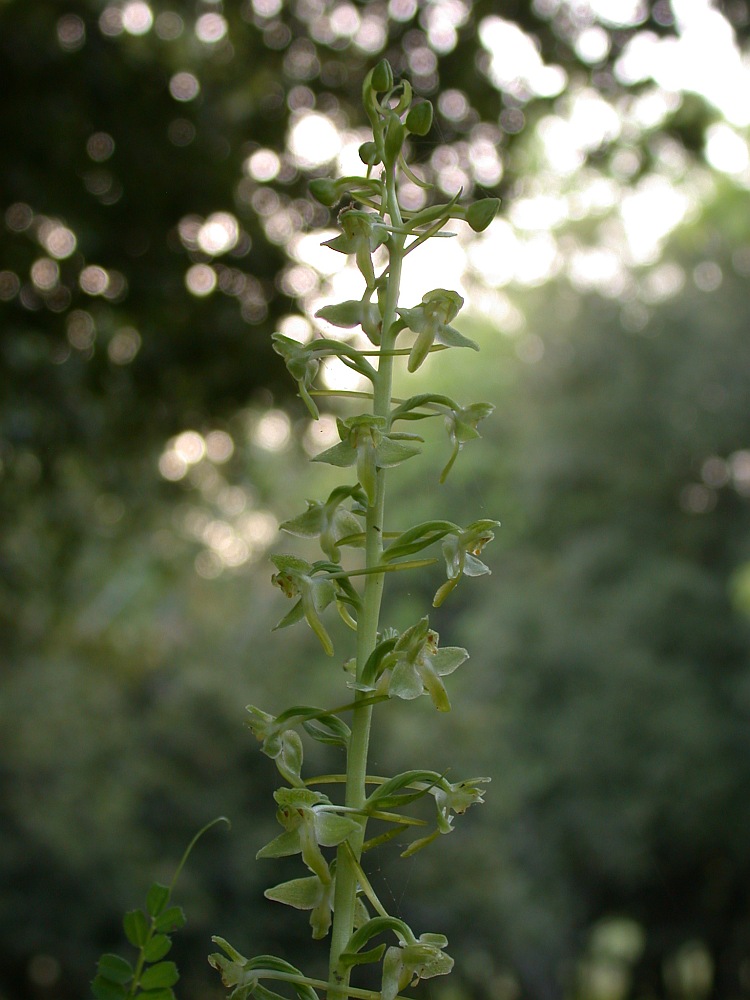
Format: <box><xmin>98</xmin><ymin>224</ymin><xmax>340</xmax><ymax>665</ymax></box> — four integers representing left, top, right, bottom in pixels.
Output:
<box><xmin>2</xmin><ymin>1</ymin><xmax>750</xmax><ymax>999</ymax></box>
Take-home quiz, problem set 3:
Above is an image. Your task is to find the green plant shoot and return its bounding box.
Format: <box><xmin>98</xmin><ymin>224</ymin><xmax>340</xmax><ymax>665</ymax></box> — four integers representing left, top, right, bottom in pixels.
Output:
<box><xmin>209</xmin><ymin>59</ymin><xmax>500</xmax><ymax>1000</ymax></box>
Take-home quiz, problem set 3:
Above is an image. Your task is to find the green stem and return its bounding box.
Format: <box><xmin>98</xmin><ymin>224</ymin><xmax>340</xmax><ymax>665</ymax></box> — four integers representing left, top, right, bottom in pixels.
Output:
<box><xmin>327</xmin><ymin>158</ymin><xmax>406</xmax><ymax>1000</ymax></box>
<box><xmin>256</xmin><ymin>970</ymin><xmax>414</xmax><ymax>1000</ymax></box>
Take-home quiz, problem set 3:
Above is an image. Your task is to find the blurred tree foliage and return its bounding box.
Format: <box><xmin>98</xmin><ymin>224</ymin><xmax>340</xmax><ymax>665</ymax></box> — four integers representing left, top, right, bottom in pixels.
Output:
<box><xmin>3</xmin><ymin>2</ymin><xmax>750</xmax><ymax>1000</ymax></box>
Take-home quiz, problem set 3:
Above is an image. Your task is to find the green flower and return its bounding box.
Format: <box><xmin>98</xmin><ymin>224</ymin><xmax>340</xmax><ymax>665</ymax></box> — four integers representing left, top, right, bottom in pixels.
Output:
<box><xmin>315</xmin><ymin>298</ymin><xmax>382</xmax><ymax>344</ymax></box>
<box><xmin>322</xmin><ymin>209</ymin><xmax>389</xmax><ymax>289</ymax></box>
<box><xmin>280</xmin><ymin>485</ymin><xmax>365</xmax><ymax>563</ymax></box>
<box><xmin>270</xmin><ymin>555</ymin><xmax>343</xmax><ymax>656</ymax></box>
<box><xmin>257</xmin><ymin>788</ymin><xmax>360</xmax><ymax>883</ymax></box>
<box><xmin>396</xmin><ymin>289</ymin><xmax>478</xmax><ymax>372</ymax></box>
<box><xmin>440</xmin><ymin>401</ymin><xmax>495</xmax><ymax>482</ymax></box>
<box><xmin>375</xmin><ymin>618</ymin><xmax>468</xmax><ymax>713</ymax></box>
<box><xmin>265</xmin><ymin>866</ymin><xmax>369</xmax><ymax>941</ymax></box>
<box><xmin>431</xmin><ymin>777</ymin><xmax>490</xmax><ymax>834</ymax></box>
<box><xmin>312</xmin><ymin>415</ymin><xmax>422</xmax><ymax>506</ymax></box>
<box><xmin>271</xmin><ymin>333</ymin><xmax>321</xmax><ymax>419</ymax></box>
<box><xmin>381</xmin><ymin>933</ymin><xmax>453</xmax><ymax>1000</ymax></box>
<box><xmin>433</xmin><ymin>519</ymin><xmax>501</xmax><ymax>607</ymax></box>
<box><xmin>208</xmin><ymin>943</ymin><xmax>318</xmax><ymax>1000</ymax></box>
<box><xmin>265</xmin><ymin>872</ymin><xmax>335</xmax><ymax>940</ymax></box>
<box><xmin>245</xmin><ymin>707</ymin><xmax>304</xmax><ymax>786</ymax></box>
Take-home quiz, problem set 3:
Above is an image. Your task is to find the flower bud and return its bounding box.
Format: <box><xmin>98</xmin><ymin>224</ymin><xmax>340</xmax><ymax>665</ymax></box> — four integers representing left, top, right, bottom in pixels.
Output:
<box><xmin>358</xmin><ymin>141</ymin><xmax>381</xmax><ymax>166</ymax></box>
<box><xmin>465</xmin><ymin>197</ymin><xmax>501</xmax><ymax>232</ymax></box>
<box><xmin>371</xmin><ymin>58</ymin><xmax>394</xmax><ymax>93</ymax></box>
<box><xmin>405</xmin><ymin>100</ymin><xmax>433</xmax><ymax>137</ymax></box>
<box><xmin>309</xmin><ymin>178</ymin><xmax>339</xmax><ymax>207</ymax></box>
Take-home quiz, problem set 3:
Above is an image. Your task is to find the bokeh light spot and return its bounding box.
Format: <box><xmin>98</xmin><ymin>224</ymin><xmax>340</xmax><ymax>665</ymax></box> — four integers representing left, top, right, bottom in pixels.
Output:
<box><xmin>37</xmin><ymin>220</ymin><xmax>77</xmax><ymax>259</ymax></box>
<box><xmin>67</xmin><ymin>310</ymin><xmax>96</xmax><ymax>350</ymax></box>
<box><xmin>159</xmin><ymin>450</ymin><xmax>188</xmax><ymax>481</ymax></box>
<box><xmin>245</xmin><ymin>148</ymin><xmax>281</xmax><ymax>182</ymax></box>
<box><xmin>195</xmin><ymin>12</ymin><xmax>228</xmax><ymax>43</ymax></box>
<box><xmin>389</xmin><ymin>0</ymin><xmax>418</xmax><ymax>21</ymax></box>
<box><xmin>79</xmin><ymin>265</ymin><xmax>110</xmax><ymax>295</ymax></box>
<box><xmin>87</xmin><ymin>132</ymin><xmax>115</xmax><ymax>162</ymax></box>
<box><xmin>169</xmin><ymin>72</ymin><xmax>200</xmax><ymax>102</ymax></box>
<box><xmin>174</xmin><ymin>430</ymin><xmax>206</xmax><ymax>463</ymax></box>
<box><xmin>27</xmin><ymin>955</ymin><xmax>60</xmax><ymax>989</ymax></box>
<box><xmin>185</xmin><ymin>263</ymin><xmax>217</xmax><ymax>296</ymax></box>
<box><xmin>155</xmin><ymin>11</ymin><xmax>184</xmax><ymax>38</ymax></box>
<box><xmin>57</xmin><ymin>14</ymin><xmax>86</xmax><ymax>51</ymax></box>
<box><xmin>108</xmin><ymin>326</ymin><xmax>142</xmax><ymax>364</ymax></box>
<box><xmin>168</xmin><ymin>119</ymin><xmax>196</xmax><ymax>146</ymax></box>
<box><xmin>680</xmin><ymin>483</ymin><xmax>716</xmax><ymax>514</ymax></box>
<box><xmin>205</xmin><ymin>430</ymin><xmax>235</xmax><ymax>463</ymax></box>
<box><xmin>330</xmin><ymin>3</ymin><xmax>360</xmax><ymax>37</ymax></box>
<box><xmin>288</xmin><ymin>113</ymin><xmax>342</xmax><ymax>168</ymax></box>
<box><xmin>355</xmin><ymin>15</ymin><xmax>386</xmax><ymax>53</ymax></box>
<box><xmin>252</xmin><ymin>410</ymin><xmax>291</xmax><ymax>451</ymax></box>
<box><xmin>0</xmin><ymin>271</ymin><xmax>20</xmax><ymax>301</ymax></box>
<box><xmin>5</xmin><ymin>203</ymin><xmax>34</xmax><ymax>232</ymax></box>
<box><xmin>30</xmin><ymin>258</ymin><xmax>59</xmax><ymax>291</ymax></box>
<box><xmin>122</xmin><ymin>1</ymin><xmax>153</xmax><ymax>35</ymax></box>
<box><xmin>197</xmin><ymin>212</ymin><xmax>240</xmax><ymax>255</ymax></box>
<box><xmin>99</xmin><ymin>6</ymin><xmax>124</xmax><ymax>36</ymax></box>
<box><xmin>252</xmin><ymin>0</ymin><xmax>283</xmax><ymax>15</ymax></box>
<box><xmin>693</xmin><ymin>261</ymin><xmax>723</xmax><ymax>292</ymax></box>
<box><xmin>102</xmin><ymin>270</ymin><xmax>127</xmax><ymax>301</ymax></box>
<box><xmin>575</xmin><ymin>26</ymin><xmax>611</xmax><ymax>64</ymax></box>
<box><xmin>278</xmin><ymin>313</ymin><xmax>312</xmax><ymax>343</ymax></box>
<box><xmin>237</xmin><ymin>510</ymin><xmax>278</xmax><ymax>547</ymax></box>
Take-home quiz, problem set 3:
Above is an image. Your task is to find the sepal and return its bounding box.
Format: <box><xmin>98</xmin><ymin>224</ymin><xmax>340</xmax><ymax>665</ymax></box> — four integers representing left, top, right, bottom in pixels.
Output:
<box><xmin>265</xmin><ymin>872</ymin><xmax>335</xmax><ymax>940</ymax></box>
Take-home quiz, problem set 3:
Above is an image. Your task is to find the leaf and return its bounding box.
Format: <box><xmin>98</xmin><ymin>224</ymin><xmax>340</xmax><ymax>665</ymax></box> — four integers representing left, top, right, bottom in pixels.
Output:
<box><xmin>139</xmin><ymin>962</ymin><xmax>179</xmax><ymax>990</ymax></box>
<box><xmin>146</xmin><ymin>883</ymin><xmax>170</xmax><ymax>918</ymax></box>
<box><xmin>96</xmin><ymin>954</ymin><xmax>134</xmax><ymax>985</ymax></box>
<box><xmin>153</xmin><ymin>907</ymin><xmax>186</xmax><ymax>932</ymax></box>
<box><xmin>139</xmin><ymin>990</ymin><xmax>176</xmax><ymax>1000</ymax></box>
<box><xmin>91</xmin><ymin>974</ymin><xmax>128</xmax><ymax>1000</ymax></box>
<box><xmin>143</xmin><ymin>934</ymin><xmax>172</xmax><ymax>963</ymax></box>
<box><xmin>123</xmin><ymin>909</ymin><xmax>149</xmax><ymax>948</ymax></box>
